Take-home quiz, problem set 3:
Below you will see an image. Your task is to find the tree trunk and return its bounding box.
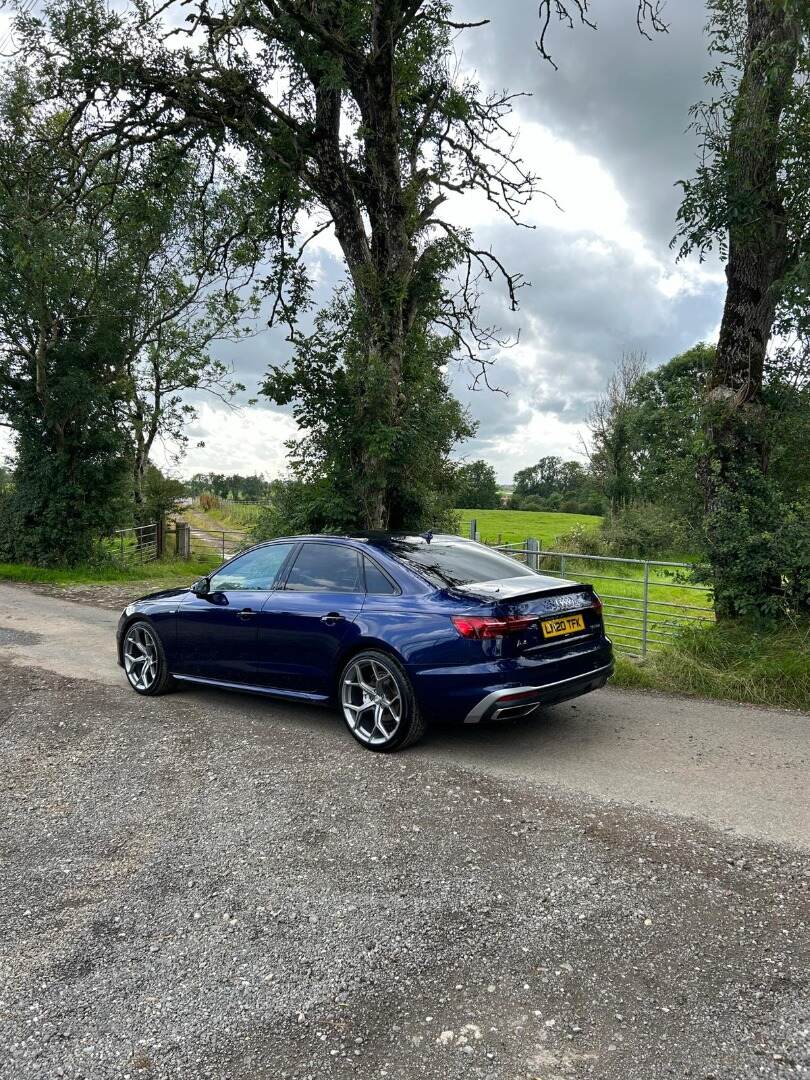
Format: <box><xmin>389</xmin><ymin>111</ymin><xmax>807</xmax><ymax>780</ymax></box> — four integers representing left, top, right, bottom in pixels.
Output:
<box><xmin>356</xmin><ymin>317</ymin><xmax>407</xmax><ymax>531</ymax></box>
<box><xmin>133</xmin><ymin>452</ymin><xmax>146</xmax><ymax>509</ymax></box>
<box><xmin>705</xmin><ymin>0</ymin><xmax>800</xmax><ymax>617</ymax></box>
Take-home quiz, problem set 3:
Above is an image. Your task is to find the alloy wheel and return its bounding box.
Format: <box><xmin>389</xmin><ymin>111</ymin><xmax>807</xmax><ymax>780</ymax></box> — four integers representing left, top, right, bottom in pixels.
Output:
<box><xmin>123</xmin><ymin>623</ymin><xmax>160</xmax><ymax>692</ymax></box>
<box><xmin>341</xmin><ymin>657</ymin><xmax>403</xmax><ymax>747</ymax></box>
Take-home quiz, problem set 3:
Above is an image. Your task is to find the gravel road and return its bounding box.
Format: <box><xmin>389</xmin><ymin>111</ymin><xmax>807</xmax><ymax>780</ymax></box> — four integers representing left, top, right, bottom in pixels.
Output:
<box><xmin>1</xmin><ymin>584</ymin><xmax>809</xmax><ymax>1079</ymax></box>
<box><xmin>2</xmin><ymin>582</ymin><xmax>808</xmax><ymax>847</ymax></box>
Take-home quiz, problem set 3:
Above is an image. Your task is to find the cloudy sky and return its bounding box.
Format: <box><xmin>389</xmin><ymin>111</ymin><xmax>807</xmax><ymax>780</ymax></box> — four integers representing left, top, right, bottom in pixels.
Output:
<box><xmin>0</xmin><ymin>1</ymin><xmax>726</xmax><ymax>482</ymax></box>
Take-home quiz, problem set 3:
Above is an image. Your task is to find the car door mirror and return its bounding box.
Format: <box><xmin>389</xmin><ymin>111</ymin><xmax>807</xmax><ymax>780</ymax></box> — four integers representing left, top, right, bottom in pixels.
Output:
<box><xmin>191</xmin><ymin>577</ymin><xmax>210</xmax><ymax>597</ymax></box>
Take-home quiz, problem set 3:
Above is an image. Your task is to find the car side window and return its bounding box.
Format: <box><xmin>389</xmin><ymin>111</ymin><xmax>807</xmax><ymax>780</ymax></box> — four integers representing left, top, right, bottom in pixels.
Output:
<box><xmin>210</xmin><ymin>543</ymin><xmax>295</xmax><ymax>592</ymax></box>
<box><xmin>284</xmin><ymin>543</ymin><xmax>362</xmax><ymax>592</ymax></box>
<box><xmin>364</xmin><ymin>556</ymin><xmax>397</xmax><ymax>595</ymax></box>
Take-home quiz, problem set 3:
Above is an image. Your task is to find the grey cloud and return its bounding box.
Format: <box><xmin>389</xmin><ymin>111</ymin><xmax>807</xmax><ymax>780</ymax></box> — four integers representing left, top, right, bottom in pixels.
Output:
<box><xmin>456</xmin><ymin>0</ymin><xmax>712</xmax><ymax>248</ymax></box>
<box><xmin>192</xmin><ymin>3</ymin><xmax>723</xmax><ymax>478</ymax></box>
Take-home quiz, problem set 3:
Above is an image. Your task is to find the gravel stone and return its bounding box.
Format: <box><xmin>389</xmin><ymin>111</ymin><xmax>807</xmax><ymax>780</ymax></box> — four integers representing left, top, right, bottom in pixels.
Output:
<box><xmin>0</xmin><ymin>659</ymin><xmax>808</xmax><ymax>1079</ymax></box>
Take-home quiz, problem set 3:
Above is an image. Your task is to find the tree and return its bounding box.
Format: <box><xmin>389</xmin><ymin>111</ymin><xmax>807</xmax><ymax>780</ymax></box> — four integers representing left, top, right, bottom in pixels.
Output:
<box><xmin>262</xmin><ymin>287</ymin><xmax>472</xmax><ymax>533</ymax></box>
<box><xmin>141</xmin><ymin>464</ymin><xmax>186</xmax><ymax>525</ymax></box>
<box><xmin>4</xmin><ymin>0</ymin><xmax>669</xmax><ymax>545</ymax></box>
<box><xmin>513</xmin><ymin>456</ymin><xmax>565</xmax><ymax>499</ymax></box>
<box><xmin>625</xmin><ymin>343</ymin><xmax>713</xmax><ymax>525</ymax></box>
<box><xmin>115</xmin><ymin>154</ymin><xmax>260</xmax><ymax>513</ymax></box>
<box><xmin>454</xmin><ymin>460</ymin><xmax>500</xmax><ymax>509</ymax></box>
<box><xmin>0</xmin><ymin>65</ymin><xmax>262</xmax><ymax>561</ymax></box>
<box><xmin>19</xmin><ymin>0</ymin><xmax>535</xmax><ymax>530</ymax></box>
<box><xmin>0</xmin><ymin>69</ymin><xmax>134</xmax><ymax>562</ymax></box>
<box><xmin>20</xmin><ymin>0</ymin><xmax>666</xmax><ymax>533</ymax></box>
<box><xmin>675</xmin><ymin>0</ymin><xmax>810</xmax><ymax>615</ymax></box>
<box><xmin>585</xmin><ymin>350</ymin><xmax>647</xmax><ymax>512</ymax></box>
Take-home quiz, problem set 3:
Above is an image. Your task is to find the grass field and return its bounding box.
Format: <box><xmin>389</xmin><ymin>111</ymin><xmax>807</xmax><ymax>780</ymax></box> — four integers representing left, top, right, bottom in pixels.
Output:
<box><xmin>457</xmin><ymin>507</ymin><xmax>602</xmax><ymax>546</ymax></box>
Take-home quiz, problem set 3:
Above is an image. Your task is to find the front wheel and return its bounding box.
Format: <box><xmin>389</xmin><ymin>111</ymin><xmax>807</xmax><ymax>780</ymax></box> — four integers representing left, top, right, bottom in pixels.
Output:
<box><xmin>338</xmin><ymin>650</ymin><xmax>426</xmax><ymax>752</ymax></box>
<box><xmin>122</xmin><ymin>620</ymin><xmax>175</xmax><ymax>696</ymax></box>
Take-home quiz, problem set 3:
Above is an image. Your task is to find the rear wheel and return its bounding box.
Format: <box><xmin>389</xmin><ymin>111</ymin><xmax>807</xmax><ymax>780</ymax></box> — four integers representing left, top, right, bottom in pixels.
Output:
<box><xmin>122</xmin><ymin>620</ymin><xmax>175</xmax><ymax>696</ymax></box>
<box><xmin>339</xmin><ymin>650</ymin><xmax>426</xmax><ymax>752</ymax></box>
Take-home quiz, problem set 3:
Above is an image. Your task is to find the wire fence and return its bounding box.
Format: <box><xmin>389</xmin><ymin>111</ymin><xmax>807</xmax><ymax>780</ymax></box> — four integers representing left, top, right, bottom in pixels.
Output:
<box><xmin>491</xmin><ymin>540</ymin><xmax>714</xmax><ymax>657</ymax></box>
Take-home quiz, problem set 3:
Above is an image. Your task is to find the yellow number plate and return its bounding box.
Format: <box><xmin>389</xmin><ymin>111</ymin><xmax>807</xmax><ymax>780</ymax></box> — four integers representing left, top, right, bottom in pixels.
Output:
<box><xmin>540</xmin><ymin>613</ymin><xmax>586</xmax><ymax>639</ymax></box>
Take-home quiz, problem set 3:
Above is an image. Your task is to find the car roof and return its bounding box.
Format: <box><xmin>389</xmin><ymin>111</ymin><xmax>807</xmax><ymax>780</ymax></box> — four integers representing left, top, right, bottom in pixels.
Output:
<box><xmin>254</xmin><ymin>533</ymin><xmax>467</xmax><ymax>549</ymax></box>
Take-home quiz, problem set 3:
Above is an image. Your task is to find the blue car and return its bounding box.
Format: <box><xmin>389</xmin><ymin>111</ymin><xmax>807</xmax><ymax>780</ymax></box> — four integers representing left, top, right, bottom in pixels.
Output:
<box><xmin>117</xmin><ymin>533</ymin><xmax>613</xmax><ymax>752</ymax></box>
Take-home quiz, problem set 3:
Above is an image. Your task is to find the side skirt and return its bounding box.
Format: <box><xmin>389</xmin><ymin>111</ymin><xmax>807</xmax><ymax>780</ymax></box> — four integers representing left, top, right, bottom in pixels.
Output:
<box><xmin>172</xmin><ymin>673</ymin><xmax>330</xmax><ymax>705</ymax></box>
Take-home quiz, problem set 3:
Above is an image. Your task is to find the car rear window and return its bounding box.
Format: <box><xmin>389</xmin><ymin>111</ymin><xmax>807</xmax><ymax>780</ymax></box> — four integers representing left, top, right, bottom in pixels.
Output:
<box><xmin>384</xmin><ymin>539</ymin><xmax>536</xmax><ymax>588</ymax></box>
<box><xmin>284</xmin><ymin>542</ymin><xmax>362</xmax><ymax>592</ymax></box>
<box><xmin>364</xmin><ymin>556</ymin><xmax>397</xmax><ymax>594</ymax></box>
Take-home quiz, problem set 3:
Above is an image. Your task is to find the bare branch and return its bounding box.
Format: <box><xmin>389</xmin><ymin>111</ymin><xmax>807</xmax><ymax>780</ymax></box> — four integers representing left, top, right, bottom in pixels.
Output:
<box><xmin>536</xmin><ymin>0</ymin><xmax>667</xmax><ymax>69</ymax></box>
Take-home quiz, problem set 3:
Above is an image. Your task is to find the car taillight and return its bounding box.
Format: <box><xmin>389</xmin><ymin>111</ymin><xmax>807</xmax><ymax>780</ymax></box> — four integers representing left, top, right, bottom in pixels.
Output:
<box><xmin>591</xmin><ymin>594</ymin><xmax>603</xmax><ymax>615</ymax></box>
<box><xmin>451</xmin><ymin>614</ymin><xmax>538</xmax><ymax>639</ymax></box>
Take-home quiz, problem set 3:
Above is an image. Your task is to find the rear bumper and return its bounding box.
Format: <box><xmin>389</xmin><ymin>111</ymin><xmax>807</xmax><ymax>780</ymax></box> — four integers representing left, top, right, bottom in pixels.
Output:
<box><xmin>410</xmin><ymin>639</ymin><xmax>614</xmax><ymax>724</ymax></box>
<box><xmin>462</xmin><ymin>661</ymin><xmax>613</xmax><ymax>724</ymax></box>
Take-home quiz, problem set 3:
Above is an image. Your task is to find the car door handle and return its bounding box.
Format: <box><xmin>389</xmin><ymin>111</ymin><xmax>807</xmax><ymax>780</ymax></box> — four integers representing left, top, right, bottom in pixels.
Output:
<box><xmin>237</xmin><ymin>608</ymin><xmax>257</xmax><ymax>621</ymax></box>
<box><xmin>320</xmin><ymin>612</ymin><xmax>345</xmax><ymax>626</ymax></box>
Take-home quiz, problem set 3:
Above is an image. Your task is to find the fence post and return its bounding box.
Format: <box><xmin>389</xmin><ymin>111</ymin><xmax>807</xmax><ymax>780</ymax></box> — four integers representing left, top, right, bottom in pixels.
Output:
<box><xmin>155</xmin><ymin>516</ymin><xmax>165</xmax><ymax>559</ymax></box>
<box><xmin>176</xmin><ymin>520</ymin><xmax>190</xmax><ymax>557</ymax></box>
<box><xmin>641</xmin><ymin>561</ymin><xmax>650</xmax><ymax>657</ymax></box>
<box><xmin>560</xmin><ymin>553</ymin><xmax>566</xmax><ymax>579</ymax></box>
<box><xmin>221</xmin><ymin>532</ymin><xmax>226</xmax><ymax>561</ymax></box>
<box><xmin>120</xmin><ymin>532</ymin><xmax>124</xmax><ymax>560</ymax></box>
<box><xmin>468</xmin><ymin>518</ymin><xmax>477</xmax><ymax>541</ymax></box>
<box><xmin>526</xmin><ymin>537</ymin><xmax>539</xmax><ymax>571</ymax></box>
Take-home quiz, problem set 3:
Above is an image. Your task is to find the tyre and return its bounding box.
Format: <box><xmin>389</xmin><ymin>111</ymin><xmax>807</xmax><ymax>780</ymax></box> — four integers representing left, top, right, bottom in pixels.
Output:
<box><xmin>338</xmin><ymin>649</ymin><xmax>426</xmax><ymax>752</ymax></box>
<box><xmin>122</xmin><ymin>620</ymin><xmax>176</xmax><ymax>696</ymax></box>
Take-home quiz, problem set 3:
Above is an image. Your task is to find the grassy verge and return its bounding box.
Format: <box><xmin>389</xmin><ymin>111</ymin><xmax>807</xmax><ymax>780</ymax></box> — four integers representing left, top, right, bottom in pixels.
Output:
<box><xmin>0</xmin><ymin>556</ymin><xmax>217</xmax><ymax>588</ymax></box>
<box><xmin>611</xmin><ymin>620</ymin><xmax>810</xmax><ymax>712</ymax></box>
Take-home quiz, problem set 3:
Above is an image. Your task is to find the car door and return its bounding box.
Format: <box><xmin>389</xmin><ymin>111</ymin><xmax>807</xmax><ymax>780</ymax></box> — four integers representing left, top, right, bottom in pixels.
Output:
<box><xmin>257</xmin><ymin>541</ymin><xmax>365</xmax><ymax>694</ymax></box>
<box><xmin>175</xmin><ymin>542</ymin><xmax>296</xmax><ymax>684</ymax></box>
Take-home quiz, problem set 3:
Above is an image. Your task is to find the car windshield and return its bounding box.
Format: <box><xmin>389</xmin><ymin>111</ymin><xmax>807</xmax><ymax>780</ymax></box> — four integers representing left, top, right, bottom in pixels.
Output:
<box><xmin>382</xmin><ymin>538</ymin><xmax>537</xmax><ymax>588</ymax></box>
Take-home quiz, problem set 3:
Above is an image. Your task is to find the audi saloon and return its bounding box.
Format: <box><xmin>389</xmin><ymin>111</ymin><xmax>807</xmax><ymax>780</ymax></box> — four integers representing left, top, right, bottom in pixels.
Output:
<box><xmin>117</xmin><ymin>534</ymin><xmax>613</xmax><ymax>751</ymax></box>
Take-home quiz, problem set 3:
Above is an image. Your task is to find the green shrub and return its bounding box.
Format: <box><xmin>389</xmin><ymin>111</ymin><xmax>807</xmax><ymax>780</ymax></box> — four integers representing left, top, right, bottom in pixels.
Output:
<box><xmin>519</xmin><ymin>495</ymin><xmax>546</xmax><ymax>512</ymax></box>
<box><xmin>700</xmin><ymin>478</ymin><xmax>810</xmax><ymax>619</ymax></box>
<box><xmin>548</xmin><ymin>522</ymin><xmax>606</xmax><ymax>557</ymax></box>
<box><xmin>600</xmin><ymin>504</ymin><xmax>691</xmax><ymax>559</ymax></box>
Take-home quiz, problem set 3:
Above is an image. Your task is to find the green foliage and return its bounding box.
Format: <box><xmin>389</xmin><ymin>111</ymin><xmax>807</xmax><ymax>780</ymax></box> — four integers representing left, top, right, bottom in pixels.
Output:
<box><xmin>454</xmin><ymin>460</ymin><xmax>500</xmax><ymax>509</ymax></box>
<box><xmin>0</xmin><ymin>333</ymin><xmax>131</xmax><ymax>566</ymax></box>
<box><xmin>700</xmin><ymin>459</ymin><xmax>810</xmax><ymax>620</ymax></box>
<box><xmin>140</xmin><ymin>466</ymin><xmax>185</xmax><ymax>525</ymax></box>
<box><xmin>510</xmin><ymin>456</ymin><xmax>602</xmax><ymax>516</ymax></box>
<box><xmin>625</xmin><ymin>344</ymin><xmax>712</xmax><ymax>523</ymax></box>
<box><xmin>600</xmin><ymin>505</ymin><xmax>692</xmax><ymax>561</ymax></box>
<box><xmin>186</xmin><ymin>474</ymin><xmax>270</xmax><ymax>502</ymax></box>
<box><xmin>0</xmin><ymin>63</ymin><xmax>265</xmax><ymax>562</ymax></box>
<box><xmin>587</xmin><ymin>351</ymin><xmax>647</xmax><ymax>512</ymax></box>
<box><xmin>547</xmin><ymin>522</ymin><xmax>607</xmax><ymax>557</ymax></box>
<box><xmin>261</xmin><ymin>288</ymin><xmax>473</xmax><ymax>535</ymax></box>
<box><xmin>250</xmin><ymin>479</ymin><xmax>326</xmax><ymax>542</ymax></box>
